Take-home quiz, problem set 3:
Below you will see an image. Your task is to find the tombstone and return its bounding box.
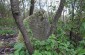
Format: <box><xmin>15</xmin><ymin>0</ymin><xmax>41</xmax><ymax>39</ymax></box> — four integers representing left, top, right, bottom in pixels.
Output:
<box><xmin>24</xmin><ymin>10</ymin><xmax>50</xmax><ymax>40</ymax></box>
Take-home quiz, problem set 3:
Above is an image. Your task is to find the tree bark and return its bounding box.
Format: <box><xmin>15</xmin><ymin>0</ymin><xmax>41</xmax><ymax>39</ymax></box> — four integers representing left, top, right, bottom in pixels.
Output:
<box><xmin>10</xmin><ymin>0</ymin><xmax>34</xmax><ymax>55</ymax></box>
<box><xmin>48</xmin><ymin>0</ymin><xmax>66</xmax><ymax>36</ymax></box>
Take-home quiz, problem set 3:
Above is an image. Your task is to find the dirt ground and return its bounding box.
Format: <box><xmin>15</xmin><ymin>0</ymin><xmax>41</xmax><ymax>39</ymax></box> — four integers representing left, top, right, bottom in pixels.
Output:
<box><xmin>0</xmin><ymin>34</ymin><xmax>17</xmax><ymax>55</ymax></box>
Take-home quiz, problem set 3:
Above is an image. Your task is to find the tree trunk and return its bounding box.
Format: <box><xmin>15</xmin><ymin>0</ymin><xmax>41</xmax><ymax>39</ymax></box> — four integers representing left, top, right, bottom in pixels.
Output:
<box><xmin>10</xmin><ymin>0</ymin><xmax>34</xmax><ymax>54</ymax></box>
<box><xmin>71</xmin><ymin>0</ymin><xmax>76</xmax><ymax>21</ymax></box>
<box><xmin>29</xmin><ymin>0</ymin><xmax>35</xmax><ymax>15</ymax></box>
<box><xmin>48</xmin><ymin>0</ymin><xmax>66</xmax><ymax>36</ymax></box>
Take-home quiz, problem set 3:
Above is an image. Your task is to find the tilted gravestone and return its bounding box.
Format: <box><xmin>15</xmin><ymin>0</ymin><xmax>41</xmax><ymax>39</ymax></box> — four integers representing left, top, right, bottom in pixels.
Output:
<box><xmin>24</xmin><ymin>10</ymin><xmax>50</xmax><ymax>40</ymax></box>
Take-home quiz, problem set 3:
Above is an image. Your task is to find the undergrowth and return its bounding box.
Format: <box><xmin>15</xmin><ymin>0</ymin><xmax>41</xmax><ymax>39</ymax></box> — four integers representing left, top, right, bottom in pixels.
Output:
<box><xmin>12</xmin><ymin>19</ymin><xmax>85</xmax><ymax>55</ymax></box>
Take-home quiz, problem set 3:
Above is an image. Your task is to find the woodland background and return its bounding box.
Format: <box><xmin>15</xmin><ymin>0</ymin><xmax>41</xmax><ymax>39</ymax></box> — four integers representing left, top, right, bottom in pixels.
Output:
<box><xmin>0</xmin><ymin>0</ymin><xmax>85</xmax><ymax>55</ymax></box>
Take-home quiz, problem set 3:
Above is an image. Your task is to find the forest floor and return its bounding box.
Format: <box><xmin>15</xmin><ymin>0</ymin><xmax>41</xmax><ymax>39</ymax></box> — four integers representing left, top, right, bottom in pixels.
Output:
<box><xmin>0</xmin><ymin>34</ymin><xmax>17</xmax><ymax>55</ymax></box>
